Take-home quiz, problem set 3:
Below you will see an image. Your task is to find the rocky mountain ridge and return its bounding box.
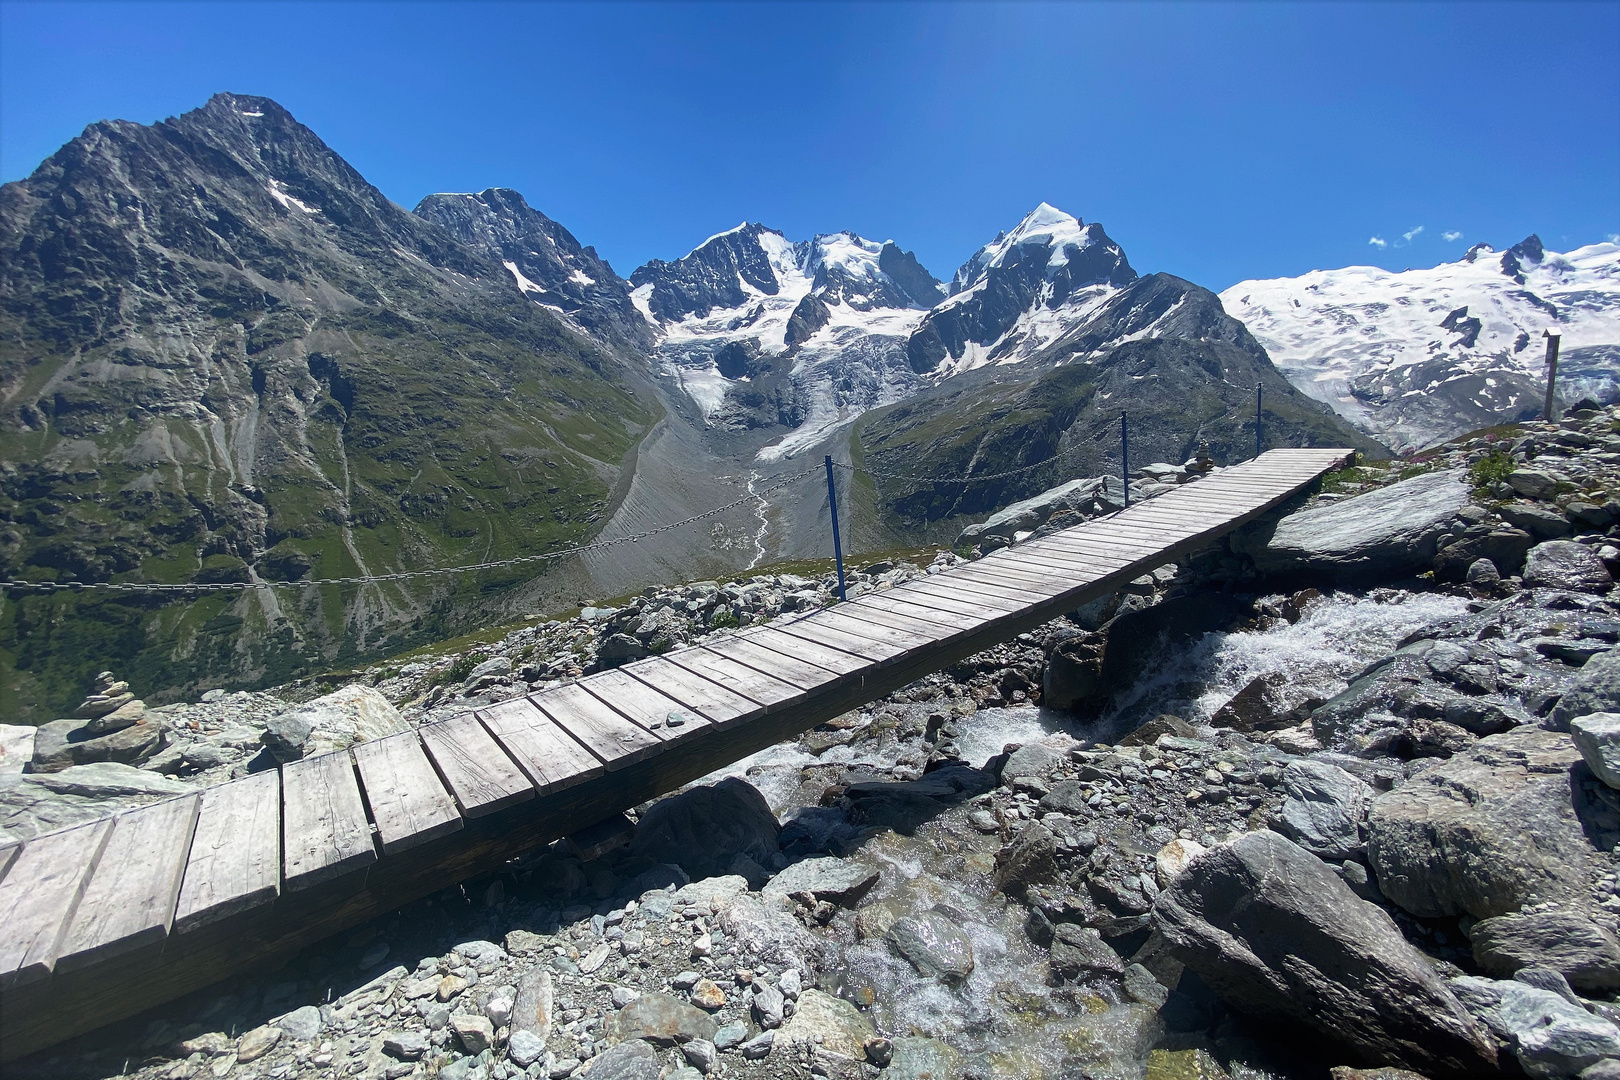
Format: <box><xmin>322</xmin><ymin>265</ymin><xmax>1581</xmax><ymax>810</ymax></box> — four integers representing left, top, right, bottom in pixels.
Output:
<box><xmin>1223</xmin><ymin>236</ymin><xmax>1620</xmax><ymax>451</ymax></box>
<box><xmin>0</xmin><ymin>92</ymin><xmax>655</xmax><ymax>717</ymax></box>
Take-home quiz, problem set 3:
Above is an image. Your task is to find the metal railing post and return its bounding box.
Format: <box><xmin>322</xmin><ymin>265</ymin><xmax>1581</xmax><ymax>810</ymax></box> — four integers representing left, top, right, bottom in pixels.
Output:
<box><xmin>1256</xmin><ymin>384</ymin><xmax>1263</xmax><ymax>459</ymax></box>
<box><xmin>1121</xmin><ymin>411</ymin><xmax>1130</xmax><ymax>508</ymax></box>
<box><xmin>824</xmin><ymin>456</ymin><xmax>847</xmax><ymax>601</ymax></box>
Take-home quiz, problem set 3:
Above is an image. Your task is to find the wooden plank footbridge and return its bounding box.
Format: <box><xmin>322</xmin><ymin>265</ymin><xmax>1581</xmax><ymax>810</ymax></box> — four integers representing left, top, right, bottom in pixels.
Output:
<box><xmin>0</xmin><ymin>448</ymin><xmax>1350</xmax><ymax>1059</ymax></box>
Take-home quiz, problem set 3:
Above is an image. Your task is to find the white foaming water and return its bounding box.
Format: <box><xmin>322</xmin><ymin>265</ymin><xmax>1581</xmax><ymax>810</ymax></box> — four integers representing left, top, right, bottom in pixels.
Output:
<box><xmin>1105</xmin><ymin>589</ymin><xmax>1470</xmax><ymax>729</ymax></box>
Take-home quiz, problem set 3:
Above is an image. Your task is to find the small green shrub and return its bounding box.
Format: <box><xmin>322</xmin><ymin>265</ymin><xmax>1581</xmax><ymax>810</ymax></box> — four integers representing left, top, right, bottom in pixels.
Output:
<box><xmin>1469</xmin><ymin>449</ymin><xmax>1515</xmax><ymax>493</ymax></box>
<box><xmin>708</xmin><ymin>606</ymin><xmax>739</xmax><ymax>630</ymax></box>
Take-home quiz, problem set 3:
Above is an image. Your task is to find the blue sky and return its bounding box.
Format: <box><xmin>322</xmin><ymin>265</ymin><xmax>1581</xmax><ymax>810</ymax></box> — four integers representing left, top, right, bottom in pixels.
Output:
<box><xmin>2</xmin><ymin>1</ymin><xmax>1616</xmax><ymax>291</ymax></box>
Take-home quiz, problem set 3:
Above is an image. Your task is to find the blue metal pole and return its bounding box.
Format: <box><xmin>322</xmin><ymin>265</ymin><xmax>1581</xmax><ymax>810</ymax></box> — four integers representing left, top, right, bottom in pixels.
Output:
<box><xmin>1256</xmin><ymin>384</ymin><xmax>1263</xmax><ymax>460</ymax></box>
<box><xmin>1121</xmin><ymin>411</ymin><xmax>1129</xmax><ymax>508</ymax></box>
<box><xmin>824</xmin><ymin>455</ymin><xmax>847</xmax><ymax>601</ymax></box>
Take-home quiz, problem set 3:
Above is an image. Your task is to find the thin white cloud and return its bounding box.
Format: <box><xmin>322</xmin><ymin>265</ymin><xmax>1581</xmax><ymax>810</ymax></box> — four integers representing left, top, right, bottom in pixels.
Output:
<box><xmin>1443</xmin><ymin>230</ymin><xmax>1463</xmax><ymax>242</ymax></box>
<box><xmin>1399</xmin><ymin>225</ymin><xmax>1425</xmax><ymax>245</ymax></box>
<box><xmin>1368</xmin><ymin>236</ymin><xmax>1388</xmax><ymax>248</ymax></box>
<box><xmin>1609</xmin><ymin>233</ymin><xmax>1620</xmax><ymax>245</ymax></box>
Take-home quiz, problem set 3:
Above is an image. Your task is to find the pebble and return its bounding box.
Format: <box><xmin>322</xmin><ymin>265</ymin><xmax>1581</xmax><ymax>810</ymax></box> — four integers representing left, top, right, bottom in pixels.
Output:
<box><xmin>713</xmin><ymin>1022</ymin><xmax>748</xmax><ymax>1050</ymax></box>
<box><xmin>381</xmin><ymin>1031</ymin><xmax>427</xmax><ymax>1060</ymax></box>
<box><xmin>682</xmin><ymin>1038</ymin><xmax>718</xmax><ymax>1073</ymax></box>
<box><xmin>507</xmin><ymin>1029</ymin><xmax>547</xmax><ymax>1067</ymax></box>
<box><xmin>235</xmin><ymin>1025</ymin><xmax>281</xmax><ymax>1063</ymax></box>
<box><xmin>689</xmin><ymin>978</ymin><xmax>727</xmax><ymax>1010</ymax></box>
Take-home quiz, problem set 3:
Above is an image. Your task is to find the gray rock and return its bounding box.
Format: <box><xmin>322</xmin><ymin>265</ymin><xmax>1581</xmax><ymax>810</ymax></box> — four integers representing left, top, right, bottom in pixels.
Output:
<box><xmin>451</xmin><ymin>1012</ymin><xmax>495</xmax><ymax>1054</ymax></box>
<box><xmin>1509</xmin><ymin>469</ymin><xmax>1562</xmax><ymax>499</ymax></box>
<box><xmin>1524</xmin><ymin>541</ymin><xmax>1615</xmax><ymax>592</ymax></box>
<box><xmin>261</xmin><ymin>711</ymin><xmax>314</xmax><ymax>763</ymax></box>
<box><xmin>1555</xmin><ymin>649</ymin><xmax>1620</xmax><ymax>729</ymax></box>
<box><xmin>970</xmin><ymin>478</ymin><xmax>1104</xmax><ymax>544</ymax></box>
<box><xmin>1038</xmin><ymin>780</ymin><xmax>1090</xmax><ymax>815</ymax></box>
<box><xmin>1449</xmin><ymin>975</ymin><xmax>1620</xmax><ymax>1078</ymax></box>
<box><xmin>1471</xmin><ymin>908</ymin><xmax>1620</xmax><ymax>992</ymax></box>
<box><xmin>1367</xmin><ymin>728</ymin><xmax>1613</xmax><ymax>919</ymax></box>
<box><xmin>1049</xmin><ymin>923</ymin><xmax>1124</xmax><ymax>982</ymax></box>
<box><xmin>507</xmin><ymin>1028</ymin><xmax>546</xmax><ymax>1067</ymax></box>
<box><xmin>1467</xmin><ymin>557</ymin><xmax>1502</xmax><ymax>584</ymax></box>
<box><xmin>25</xmin><ymin>761</ymin><xmax>189</xmax><ymax>799</ymax></box>
<box><xmin>1572</xmin><ymin>712</ymin><xmax>1620</xmax><ymax>789</ymax></box>
<box><xmin>993</xmin><ymin>821</ymin><xmax>1058</xmax><ymax>894</ymax></box>
<box><xmin>1516</xmin><ymin>964</ymin><xmax>1587</xmax><ymax>1008</ymax></box>
<box><xmin>737</xmin><ymin>1031</ymin><xmax>775</xmax><ymax>1060</ymax></box>
<box><xmin>1500</xmin><ymin>501</ymin><xmax>1575</xmax><ymax>540</ymax></box>
<box><xmin>608</xmin><ymin>991</ymin><xmax>718</xmax><ymax>1046</ymax></box>
<box><xmin>276</xmin><ymin>1004</ymin><xmax>323</xmax><ymax>1042</ymax></box>
<box><xmin>382</xmin><ymin>1031</ymin><xmax>428</xmax><ymax>1060</ymax></box>
<box><xmin>1154</xmin><ymin>829</ymin><xmax>1497</xmax><ymax>1077</ymax></box>
<box><xmin>1122</xmin><ymin>963</ymin><xmax>1170</xmax><ymax>1008</ymax></box>
<box><xmin>1043</xmin><ymin>638</ymin><xmax>1104</xmax><ymax>711</ymax></box>
<box><xmin>28</xmin><ymin>716</ymin><xmax>164</xmax><ymax>772</ymax></box>
<box><xmin>512</xmin><ymin>967</ymin><xmax>554</xmax><ymax>1037</ymax></box>
<box><xmin>681</xmin><ymin>1038</ymin><xmax>717</xmax><ymax>1073</ymax></box>
<box><xmin>750</xmin><ymin>981</ymin><xmax>785</xmax><ymax>1029</ymax></box>
<box><xmin>886</xmin><ymin>910</ymin><xmax>975</xmax><ymax>984</ymax></box>
<box><xmin>763</xmin><ymin>857</ymin><xmax>878</xmax><ymax>906</ymax></box>
<box><xmin>776</xmin><ymin>988</ymin><xmax>874</xmax><ymax>1059</ymax></box>
<box><xmin>629</xmin><ymin>778</ymin><xmax>780</xmax><ymax>881</ymax></box>
<box><xmin>1434</xmin><ymin>526</ymin><xmax>1536</xmax><ymax>581</ymax></box>
<box><xmin>712</xmin><ymin>1022</ymin><xmax>748</xmax><ymax>1050</ymax></box>
<box><xmin>1001</xmin><ymin>742</ymin><xmax>1065</xmax><ymax>782</ymax></box>
<box><xmin>716</xmin><ymin>892</ymin><xmax>820</xmax><ymax>970</ymax></box>
<box><xmin>464</xmin><ymin>656</ymin><xmax>512</xmax><ymax>683</ymax></box>
<box><xmin>1235</xmin><ymin>469</ymin><xmax>1470</xmax><ymax>582</ymax></box>
<box><xmin>1275</xmin><ymin>759</ymin><xmax>1374</xmax><ymax>860</ymax></box>
<box><xmin>885</xmin><ymin>1037</ymin><xmax>962</xmax><ymax>1080</ymax></box>
<box><xmin>581</xmin><ymin>1038</ymin><xmax>660</xmax><ymax>1080</ymax></box>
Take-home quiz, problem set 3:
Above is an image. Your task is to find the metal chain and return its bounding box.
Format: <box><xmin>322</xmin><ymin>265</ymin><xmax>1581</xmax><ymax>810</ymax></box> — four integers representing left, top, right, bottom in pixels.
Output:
<box><xmin>0</xmin><ymin>465</ymin><xmax>824</xmax><ymax>594</ymax></box>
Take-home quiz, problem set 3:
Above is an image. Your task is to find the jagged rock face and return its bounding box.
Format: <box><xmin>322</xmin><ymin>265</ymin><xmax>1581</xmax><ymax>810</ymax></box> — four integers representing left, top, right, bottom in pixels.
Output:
<box><xmin>1223</xmin><ymin>233</ymin><xmax>1620</xmax><ymax>451</ymax></box>
<box><xmin>413</xmin><ymin>188</ymin><xmax>653</xmax><ymax>350</ymax></box>
<box><xmin>858</xmin><ymin>285</ymin><xmax>1384</xmax><ymax>527</ymax></box>
<box><xmin>630</xmin><ymin>222</ymin><xmax>789</xmax><ymax>323</ymax></box>
<box><xmin>0</xmin><ymin>93</ymin><xmax>652</xmax><ymax>717</ymax></box>
<box><xmin>907</xmin><ymin>203</ymin><xmax>1137</xmax><ymax>374</ymax></box>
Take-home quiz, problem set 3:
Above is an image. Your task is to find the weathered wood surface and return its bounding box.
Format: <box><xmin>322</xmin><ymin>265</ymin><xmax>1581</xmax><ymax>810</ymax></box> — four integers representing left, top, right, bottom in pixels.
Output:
<box><xmin>0</xmin><ymin>448</ymin><xmax>1349</xmax><ymax>1061</ymax></box>
<box><xmin>282</xmin><ymin>751</ymin><xmax>376</xmax><ymax>889</ymax></box>
<box><xmin>352</xmin><ymin>733</ymin><xmax>463</xmax><ymax>854</ymax></box>
<box><xmin>175</xmin><ymin>771</ymin><xmax>280</xmax><ymax>931</ymax></box>
<box><xmin>56</xmin><ymin>795</ymin><xmax>201</xmax><ymax>972</ymax></box>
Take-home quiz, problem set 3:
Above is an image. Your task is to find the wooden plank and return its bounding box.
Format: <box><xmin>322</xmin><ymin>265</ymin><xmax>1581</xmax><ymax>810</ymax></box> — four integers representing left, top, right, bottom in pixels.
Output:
<box><xmin>581</xmin><ymin>668</ymin><xmax>716</xmax><ymax>739</ymax></box>
<box><xmin>790</xmin><ymin>608</ymin><xmax>933</xmax><ymax>650</ymax></box>
<box><xmin>738</xmin><ymin>626</ymin><xmax>873</xmax><ymax>675</ymax></box>
<box><xmin>664</xmin><ymin>647</ymin><xmax>807</xmax><ymax>707</ymax></box>
<box><xmin>0</xmin><ymin>819</ymin><xmax>112</xmax><ymax>986</ymax></box>
<box><xmin>56</xmin><ymin>794</ymin><xmax>201</xmax><ymax>972</ymax></box>
<box><xmin>878</xmin><ymin>585</ymin><xmax>1023</xmax><ymax>621</ymax></box>
<box><xmin>352</xmin><ymin>733</ymin><xmax>464</xmax><ymax>855</ymax></box>
<box><xmin>954</xmin><ymin>562</ymin><xmax>1083</xmax><ymax>595</ymax></box>
<box><xmin>282</xmin><ymin>750</ymin><xmax>377</xmax><ymax>890</ymax></box>
<box><xmin>769</xmin><ymin>614</ymin><xmax>913</xmax><ymax>663</ymax></box>
<box><xmin>620</xmin><ymin>656</ymin><xmax>761</xmax><ymax>726</ymax></box>
<box><xmin>988</xmin><ymin>544</ymin><xmax>1136</xmax><ymax>573</ymax></box>
<box><xmin>175</xmin><ymin>771</ymin><xmax>280</xmax><ymax>932</ymax></box>
<box><xmin>420</xmin><ymin>711</ymin><xmax>535</xmax><ymax>818</ymax></box>
<box><xmin>849</xmin><ymin>598</ymin><xmax>975</xmax><ymax>637</ymax></box>
<box><xmin>478</xmin><ymin>697</ymin><xmax>604</xmax><ymax>792</ymax></box>
<box><xmin>704</xmin><ymin>635</ymin><xmax>852</xmax><ymax>688</ymax></box>
<box><xmin>906</xmin><ymin>572</ymin><xmax>1047</xmax><ymax>605</ymax></box>
<box><xmin>531</xmin><ymin>683</ymin><xmax>664</xmax><ymax>768</ymax></box>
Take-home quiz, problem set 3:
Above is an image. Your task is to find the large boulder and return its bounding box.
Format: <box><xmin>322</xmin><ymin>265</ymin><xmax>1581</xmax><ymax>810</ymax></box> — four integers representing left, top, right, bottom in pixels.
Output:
<box><xmin>1522</xmin><ymin>540</ymin><xmax>1614</xmax><ymax>592</ymax></box>
<box><xmin>0</xmin><ymin>725</ymin><xmax>36</xmax><ymax>777</ymax></box>
<box><xmin>1469</xmin><ymin>908</ymin><xmax>1620</xmax><ymax>992</ymax></box>
<box><xmin>1553</xmin><ymin>649</ymin><xmax>1620</xmax><ymax>729</ymax></box>
<box><xmin>1153</xmin><ymin>830</ymin><xmax>1497</xmax><ymax>1078</ymax></box>
<box><xmin>1366</xmin><ymin>728</ymin><xmax>1616</xmax><ymax>920</ymax></box>
<box><xmin>1449</xmin><ymin>976</ymin><xmax>1620</xmax><ymax>1078</ymax></box>
<box><xmin>629</xmin><ymin>777</ymin><xmax>780</xmax><ymax>881</ymax></box>
<box><xmin>262</xmin><ymin>685</ymin><xmax>405</xmax><ymax>762</ymax></box>
<box><xmin>966</xmin><ymin>478</ymin><xmax>1106</xmax><ymax>545</ymax></box>
<box><xmin>886</xmin><ymin>909</ymin><xmax>975</xmax><ymax>984</ymax></box>
<box><xmin>1274</xmin><ymin>760</ymin><xmax>1375</xmax><ymax>860</ymax></box>
<box><xmin>1234</xmin><ymin>469</ymin><xmax>1471</xmax><ymax>583</ymax></box>
<box><xmin>1571</xmin><ymin>712</ymin><xmax>1620</xmax><ymax>789</ymax></box>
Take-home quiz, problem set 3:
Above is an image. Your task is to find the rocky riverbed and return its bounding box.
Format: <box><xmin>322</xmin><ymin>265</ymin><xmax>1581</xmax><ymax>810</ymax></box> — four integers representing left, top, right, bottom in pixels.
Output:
<box><xmin>15</xmin><ymin>405</ymin><xmax>1620</xmax><ymax>1078</ymax></box>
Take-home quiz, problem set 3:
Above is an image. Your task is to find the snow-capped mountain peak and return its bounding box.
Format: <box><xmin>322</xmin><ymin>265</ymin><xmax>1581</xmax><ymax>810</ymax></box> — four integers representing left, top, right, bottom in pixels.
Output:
<box><xmin>1221</xmin><ymin>236</ymin><xmax>1620</xmax><ymax>450</ymax></box>
<box><xmin>908</xmin><ymin>203</ymin><xmax>1137</xmax><ymax>375</ymax></box>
